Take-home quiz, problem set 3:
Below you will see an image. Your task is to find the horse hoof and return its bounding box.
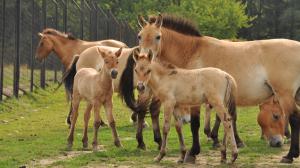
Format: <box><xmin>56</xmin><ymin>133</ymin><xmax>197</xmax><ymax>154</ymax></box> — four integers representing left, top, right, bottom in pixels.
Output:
<box><xmin>212</xmin><ymin>142</ymin><xmax>221</xmax><ymax>149</ymax></box>
<box><xmin>280</xmin><ymin>156</ymin><xmax>293</xmax><ymax>164</ymax></box>
<box><xmin>92</xmin><ymin>145</ymin><xmax>98</xmax><ymax>151</ymax></box>
<box><xmin>183</xmin><ymin>151</ymin><xmax>196</xmax><ymax>164</ymax></box>
<box><xmin>154</xmin><ymin>154</ymin><xmax>164</xmax><ymax>163</ymax></box>
<box><xmin>220</xmin><ymin>159</ymin><xmax>227</xmax><ymax>164</ymax></box>
<box><xmin>143</xmin><ymin>121</ymin><xmax>149</xmax><ymax>128</ymax></box>
<box><xmin>137</xmin><ymin>143</ymin><xmax>146</xmax><ymax>150</ymax></box>
<box><xmin>231</xmin><ymin>153</ymin><xmax>238</xmax><ymax>163</ymax></box>
<box><xmin>115</xmin><ymin>140</ymin><xmax>122</xmax><ymax>148</ymax></box>
<box><xmin>100</xmin><ymin>121</ymin><xmax>108</xmax><ymax>127</ymax></box>
<box><xmin>66</xmin><ymin>143</ymin><xmax>72</xmax><ymax>151</ymax></box>
<box><xmin>237</xmin><ymin>142</ymin><xmax>245</xmax><ymax>148</ymax></box>
<box><xmin>177</xmin><ymin>158</ymin><xmax>184</xmax><ymax>164</ymax></box>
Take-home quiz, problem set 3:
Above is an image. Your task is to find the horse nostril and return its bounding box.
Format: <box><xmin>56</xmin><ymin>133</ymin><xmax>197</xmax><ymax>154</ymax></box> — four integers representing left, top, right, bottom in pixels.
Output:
<box><xmin>111</xmin><ymin>70</ymin><xmax>118</xmax><ymax>79</ymax></box>
<box><xmin>137</xmin><ymin>84</ymin><xmax>145</xmax><ymax>92</ymax></box>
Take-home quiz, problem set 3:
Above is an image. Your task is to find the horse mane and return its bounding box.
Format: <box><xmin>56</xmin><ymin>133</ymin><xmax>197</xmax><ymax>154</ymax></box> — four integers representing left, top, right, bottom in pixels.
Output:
<box><xmin>149</xmin><ymin>14</ymin><xmax>201</xmax><ymax>37</ymax></box>
<box><xmin>42</xmin><ymin>28</ymin><xmax>77</xmax><ymax>40</ymax></box>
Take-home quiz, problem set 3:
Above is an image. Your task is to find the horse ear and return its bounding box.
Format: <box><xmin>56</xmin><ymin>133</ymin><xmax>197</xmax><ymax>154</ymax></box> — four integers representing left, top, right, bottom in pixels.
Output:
<box><xmin>132</xmin><ymin>49</ymin><xmax>139</xmax><ymax>62</ymax></box>
<box><xmin>138</xmin><ymin>15</ymin><xmax>148</xmax><ymax>28</ymax></box>
<box><xmin>115</xmin><ymin>47</ymin><xmax>123</xmax><ymax>58</ymax></box>
<box><xmin>155</xmin><ymin>13</ymin><xmax>163</xmax><ymax>28</ymax></box>
<box><xmin>97</xmin><ymin>47</ymin><xmax>106</xmax><ymax>58</ymax></box>
<box><xmin>147</xmin><ymin>50</ymin><xmax>154</xmax><ymax>62</ymax></box>
<box><xmin>38</xmin><ymin>32</ymin><xmax>44</xmax><ymax>37</ymax></box>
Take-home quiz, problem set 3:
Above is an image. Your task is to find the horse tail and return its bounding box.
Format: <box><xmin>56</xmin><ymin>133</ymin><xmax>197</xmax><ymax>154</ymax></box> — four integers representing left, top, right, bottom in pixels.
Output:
<box><xmin>119</xmin><ymin>49</ymin><xmax>137</xmax><ymax>111</ymax></box>
<box><xmin>119</xmin><ymin>47</ymin><xmax>149</xmax><ymax>113</ymax></box>
<box><xmin>62</xmin><ymin>55</ymin><xmax>79</xmax><ymax>101</ymax></box>
<box><xmin>224</xmin><ymin>75</ymin><xmax>237</xmax><ymax>118</ymax></box>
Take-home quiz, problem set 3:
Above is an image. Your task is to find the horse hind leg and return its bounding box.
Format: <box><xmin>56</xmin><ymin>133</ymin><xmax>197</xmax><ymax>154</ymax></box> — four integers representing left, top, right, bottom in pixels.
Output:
<box><xmin>82</xmin><ymin>103</ymin><xmax>92</xmax><ymax>150</ymax></box>
<box><xmin>204</xmin><ymin>104</ymin><xmax>212</xmax><ymax>140</ymax></box>
<box><xmin>67</xmin><ymin>96</ymin><xmax>80</xmax><ymax>150</ymax></box>
<box><xmin>210</xmin><ymin>114</ymin><xmax>221</xmax><ymax>148</ymax></box>
<box><xmin>173</xmin><ymin>107</ymin><xmax>186</xmax><ymax>163</ymax></box>
<box><xmin>104</xmin><ymin>100</ymin><xmax>122</xmax><ymax>148</ymax></box>
<box><xmin>92</xmin><ymin>103</ymin><xmax>102</xmax><ymax>151</ymax></box>
<box><xmin>214</xmin><ymin>104</ymin><xmax>238</xmax><ymax>163</ymax></box>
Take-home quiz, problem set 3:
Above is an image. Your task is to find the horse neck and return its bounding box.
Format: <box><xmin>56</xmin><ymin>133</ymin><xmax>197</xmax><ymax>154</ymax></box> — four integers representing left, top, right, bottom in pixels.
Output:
<box><xmin>96</xmin><ymin>66</ymin><xmax>112</xmax><ymax>89</ymax></box>
<box><xmin>147</xmin><ymin>62</ymin><xmax>169</xmax><ymax>90</ymax></box>
<box><xmin>50</xmin><ymin>36</ymin><xmax>101</xmax><ymax>68</ymax></box>
<box><xmin>159</xmin><ymin>28</ymin><xmax>202</xmax><ymax>68</ymax></box>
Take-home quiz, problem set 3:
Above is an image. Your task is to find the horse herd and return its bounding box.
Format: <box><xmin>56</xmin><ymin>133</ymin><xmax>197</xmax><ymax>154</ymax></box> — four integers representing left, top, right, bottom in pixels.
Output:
<box><xmin>34</xmin><ymin>14</ymin><xmax>300</xmax><ymax>164</ymax></box>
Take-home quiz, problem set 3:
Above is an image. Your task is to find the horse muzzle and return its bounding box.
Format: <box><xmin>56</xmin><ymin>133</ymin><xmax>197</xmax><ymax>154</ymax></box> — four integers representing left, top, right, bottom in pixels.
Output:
<box><xmin>269</xmin><ymin>135</ymin><xmax>283</xmax><ymax>147</ymax></box>
<box><xmin>137</xmin><ymin>82</ymin><xmax>145</xmax><ymax>92</ymax></box>
<box><xmin>111</xmin><ymin>69</ymin><xmax>118</xmax><ymax>79</ymax></box>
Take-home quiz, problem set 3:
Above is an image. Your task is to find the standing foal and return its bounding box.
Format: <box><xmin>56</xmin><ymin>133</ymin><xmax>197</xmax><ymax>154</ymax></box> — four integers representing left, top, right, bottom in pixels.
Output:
<box><xmin>133</xmin><ymin>51</ymin><xmax>238</xmax><ymax>163</ymax></box>
<box><xmin>67</xmin><ymin>47</ymin><xmax>123</xmax><ymax>151</ymax></box>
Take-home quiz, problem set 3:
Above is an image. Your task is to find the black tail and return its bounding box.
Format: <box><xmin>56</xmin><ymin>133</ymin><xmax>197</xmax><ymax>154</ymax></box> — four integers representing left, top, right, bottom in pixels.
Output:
<box><xmin>119</xmin><ymin>52</ymin><xmax>137</xmax><ymax>111</ymax></box>
<box><xmin>63</xmin><ymin>55</ymin><xmax>79</xmax><ymax>101</ymax></box>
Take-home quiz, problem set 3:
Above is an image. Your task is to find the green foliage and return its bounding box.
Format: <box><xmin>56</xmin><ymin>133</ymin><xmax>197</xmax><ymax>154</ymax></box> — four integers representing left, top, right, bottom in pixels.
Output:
<box><xmin>100</xmin><ymin>0</ymin><xmax>251</xmax><ymax>39</ymax></box>
<box><xmin>166</xmin><ymin>0</ymin><xmax>251</xmax><ymax>38</ymax></box>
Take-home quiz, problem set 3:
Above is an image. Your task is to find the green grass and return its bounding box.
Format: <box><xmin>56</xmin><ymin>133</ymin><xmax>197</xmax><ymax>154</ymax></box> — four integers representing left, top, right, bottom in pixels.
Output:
<box><xmin>0</xmin><ymin>85</ymin><xmax>299</xmax><ymax>167</ymax></box>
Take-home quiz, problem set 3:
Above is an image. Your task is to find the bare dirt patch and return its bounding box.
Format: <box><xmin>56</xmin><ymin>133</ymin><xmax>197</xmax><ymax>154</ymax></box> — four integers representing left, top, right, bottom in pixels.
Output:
<box><xmin>27</xmin><ymin>145</ymin><xmax>106</xmax><ymax>168</ymax></box>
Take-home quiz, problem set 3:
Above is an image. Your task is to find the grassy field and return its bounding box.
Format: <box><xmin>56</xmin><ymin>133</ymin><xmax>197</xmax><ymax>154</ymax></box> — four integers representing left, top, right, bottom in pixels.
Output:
<box><xmin>0</xmin><ymin>85</ymin><xmax>299</xmax><ymax>168</ymax></box>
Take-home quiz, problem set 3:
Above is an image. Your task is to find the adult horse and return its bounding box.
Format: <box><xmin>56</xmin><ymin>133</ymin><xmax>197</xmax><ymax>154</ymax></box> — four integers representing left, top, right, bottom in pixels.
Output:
<box><xmin>35</xmin><ymin>28</ymin><xmax>127</xmax><ymax>68</ymax></box>
<box><xmin>35</xmin><ymin>28</ymin><xmax>128</xmax><ymax>125</ymax></box>
<box><xmin>120</xmin><ymin>14</ymin><xmax>300</xmax><ymax>163</ymax></box>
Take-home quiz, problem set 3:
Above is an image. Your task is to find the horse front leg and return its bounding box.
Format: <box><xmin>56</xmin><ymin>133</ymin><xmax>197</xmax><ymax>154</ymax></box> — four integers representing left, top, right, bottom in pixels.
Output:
<box><xmin>154</xmin><ymin>101</ymin><xmax>174</xmax><ymax>162</ymax></box>
<box><xmin>184</xmin><ymin>106</ymin><xmax>200</xmax><ymax>164</ymax></box>
<box><xmin>281</xmin><ymin>113</ymin><xmax>300</xmax><ymax>163</ymax></box>
<box><xmin>174</xmin><ymin>107</ymin><xmax>186</xmax><ymax>163</ymax></box>
<box><xmin>136</xmin><ymin>110</ymin><xmax>146</xmax><ymax>150</ymax></box>
<box><xmin>150</xmin><ymin>97</ymin><xmax>162</xmax><ymax>150</ymax></box>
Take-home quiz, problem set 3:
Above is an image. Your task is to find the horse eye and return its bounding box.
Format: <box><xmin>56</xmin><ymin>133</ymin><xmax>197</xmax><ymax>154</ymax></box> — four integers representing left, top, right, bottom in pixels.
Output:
<box><xmin>137</xmin><ymin>35</ymin><xmax>141</xmax><ymax>40</ymax></box>
<box><xmin>145</xmin><ymin>69</ymin><xmax>151</xmax><ymax>75</ymax></box>
<box><xmin>134</xmin><ymin>69</ymin><xmax>137</xmax><ymax>73</ymax></box>
<box><xmin>156</xmin><ymin>35</ymin><xmax>161</xmax><ymax>40</ymax></box>
<box><xmin>117</xmin><ymin>61</ymin><xmax>119</xmax><ymax>64</ymax></box>
<box><xmin>273</xmin><ymin>114</ymin><xmax>280</xmax><ymax>120</ymax></box>
<box><xmin>40</xmin><ymin>42</ymin><xmax>44</xmax><ymax>46</ymax></box>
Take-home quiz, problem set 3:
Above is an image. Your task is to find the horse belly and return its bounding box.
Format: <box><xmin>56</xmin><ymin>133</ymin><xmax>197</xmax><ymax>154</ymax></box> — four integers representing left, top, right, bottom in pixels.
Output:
<box><xmin>235</xmin><ymin>66</ymin><xmax>273</xmax><ymax>106</ymax></box>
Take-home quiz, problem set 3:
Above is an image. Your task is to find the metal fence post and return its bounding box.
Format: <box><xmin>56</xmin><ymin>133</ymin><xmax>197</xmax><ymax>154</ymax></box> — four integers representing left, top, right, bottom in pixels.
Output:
<box><xmin>80</xmin><ymin>0</ymin><xmax>84</xmax><ymax>39</ymax></box>
<box><xmin>54</xmin><ymin>0</ymin><xmax>58</xmax><ymax>83</ymax></box>
<box><xmin>30</xmin><ymin>0</ymin><xmax>34</xmax><ymax>92</ymax></box>
<box><xmin>40</xmin><ymin>0</ymin><xmax>46</xmax><ymax>89</ymax></box>
<box><xmin>14</xmin><ymin>0</ymin><xmax>21</xmax><ymax>98</ymax></box>
<box><xmin>0</xmin><ymin>0</ymin><xmax>5</xmax><ymax>101</ymax></box>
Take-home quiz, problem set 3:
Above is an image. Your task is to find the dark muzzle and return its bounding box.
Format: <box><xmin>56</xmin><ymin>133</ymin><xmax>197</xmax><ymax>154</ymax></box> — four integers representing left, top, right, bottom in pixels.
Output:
<box><xmin>111</xmin><ymin>69</ymin><xmax>118</xmax><ymax>79</ymax></box>
<box><xmin>137</xmin><ymin>83</ymin><xmax>145</xmax><ymax>92</ymax></box>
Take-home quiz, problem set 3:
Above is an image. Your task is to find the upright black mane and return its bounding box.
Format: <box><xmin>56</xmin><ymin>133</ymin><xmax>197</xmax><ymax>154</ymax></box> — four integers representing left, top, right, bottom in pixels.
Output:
<box><xmin>42</xmin><ymin>28</ymin><xmax>77</xmax><ymax>40</ymax></box>
<box><xmin>149</xmin><ymin>14</ymin><xmax>201</xmax><ymax>37</ymax></box>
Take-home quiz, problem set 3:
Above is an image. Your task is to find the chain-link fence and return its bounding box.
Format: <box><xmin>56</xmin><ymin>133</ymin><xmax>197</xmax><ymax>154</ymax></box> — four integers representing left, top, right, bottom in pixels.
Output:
<box><xmin>0</xmin><ymin>0</ymin><xmax>137</xmax><ymax>100</ymax></box>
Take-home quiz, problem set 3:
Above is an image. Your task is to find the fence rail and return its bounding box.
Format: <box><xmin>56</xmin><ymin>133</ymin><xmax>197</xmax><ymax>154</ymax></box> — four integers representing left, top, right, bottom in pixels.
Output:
<box><xmin>0</xmin><ymin>0</ymin><xmax>137</xmax><ymax>101</ymax></box>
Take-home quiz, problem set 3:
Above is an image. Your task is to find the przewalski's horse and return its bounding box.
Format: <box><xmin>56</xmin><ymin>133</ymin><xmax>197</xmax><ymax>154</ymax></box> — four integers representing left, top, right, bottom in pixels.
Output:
<box><xmin>35</xmin><ymin>28</ymin><xmax>127</xmax><ymax>68</ymax></box>
<box><xmin>67</xmin><ymin>47</ymin><xmax>122</xmax><ymax>151</ymax></box>
<box><xmin>257</xmin><ymin>96</ymin><xmax>286</xmax><ymax>146</ymax></box>
<box><xmin>35</xmin><ymin>28</ymin><xmax>127</xmax><ymax>126</ymax></box>
<box><xmin>204</xmin><ymin>95</ymin><xmax>288</xmax><ymax>147</ymax></box>
<box><xmin>133</xmin><ymin>50</ymin><xmax>238</xmax><ymax>163</ymax></box>
<box><xmin>121</xmin><ymin>14</ymin><xmax>300</xmax><ymax>163</ymax></box>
